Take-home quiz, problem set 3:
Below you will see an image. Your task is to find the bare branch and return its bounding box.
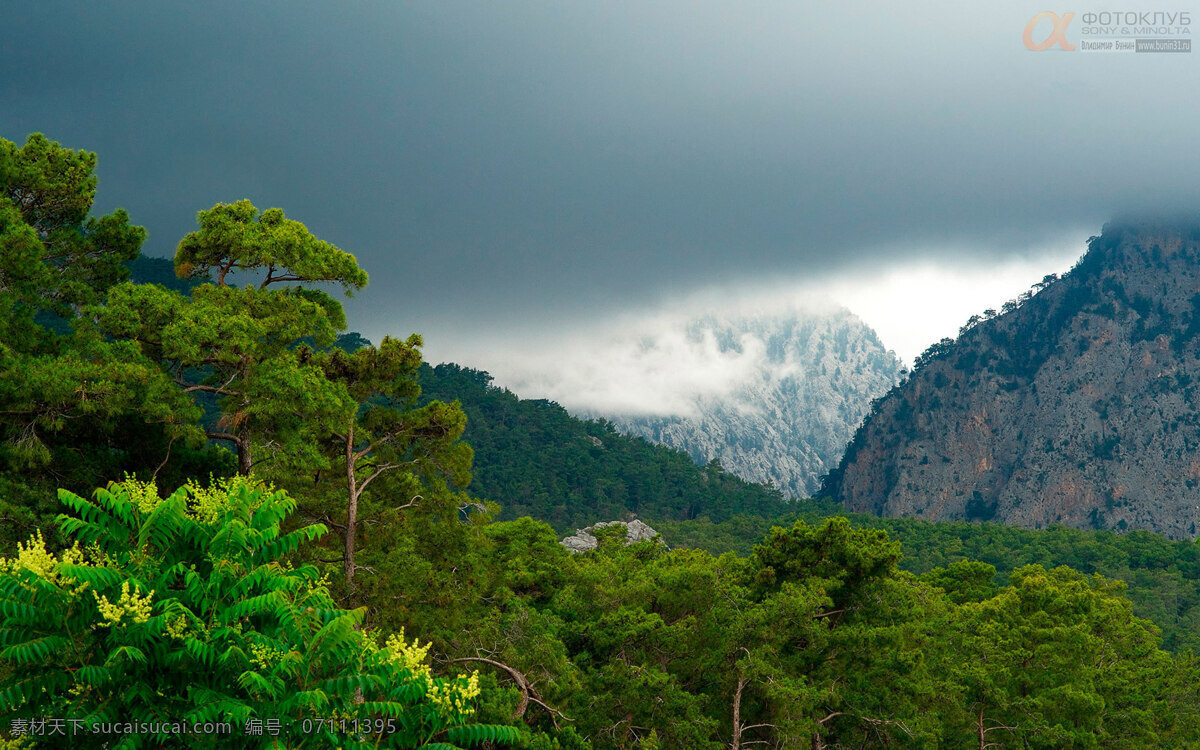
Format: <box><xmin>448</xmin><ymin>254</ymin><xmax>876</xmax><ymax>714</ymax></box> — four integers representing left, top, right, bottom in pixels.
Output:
<box><xmin>259</xmin><ymin>263</ymin><xmax>276</xmax><ymax>289</ymax></box>
<box><xmin>448</xmin><ymin>656</ymin><xmax>572</xmax><ymax>727</ymax></box>
<box><xmin>357</xmin><ymin>462</ymin><xmax>405</xmax><ymax>495</ymax></box>
<box><xmin>318</xmin><ymin>514</ymin><xmax>348</xmax><ymax>532</ymax></box>
<box><xmin>152</xmin><ymin>436</ymin><xmax>176</xmax><ymax>482</ymax></box>
<box><xmin>527</xmin><ymin>696</ymin><xmax>571</xmax><ymax>729</ymax></box>
<box><xmin>260</xmin><ymin>274</ymin><xmax>308</xmax><ymax>286</ymax></box>
<box><xmin>450</xmin><ymin>657</ymin><xmax>530</xmax><ymax>719</ymax></box>
<box><xmin>183</xmin><ymin>384</ymin><xmax>238</xmax><ymax>396</ymax></box>
<box><xmin>394</xmin><ymin>495</ymin><xmax>421</xmax><ymax>512</ymax></box>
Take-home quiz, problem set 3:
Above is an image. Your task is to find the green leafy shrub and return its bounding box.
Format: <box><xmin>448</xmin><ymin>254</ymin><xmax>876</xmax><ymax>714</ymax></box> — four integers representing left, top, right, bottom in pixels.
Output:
<box><xmin>0</xmin><ymin>477</ymin><xmax>519</xmax><ymax>749</ymax></box>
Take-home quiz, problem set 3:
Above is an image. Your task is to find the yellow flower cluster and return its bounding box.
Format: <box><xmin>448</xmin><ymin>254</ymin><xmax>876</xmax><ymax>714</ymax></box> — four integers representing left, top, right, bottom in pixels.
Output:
<box><xmin>378</xmin><ymin>629</ymin><xmax>479</xmax><ymax>718</ymax></box>
<box><xmin>110</xmin><ymin>475</ymin><xmax>274</xmax><ymax>522</ymax></box>
<box><xmin>85</xmin><ymin>542</ymin><xmax>112</xmax><ymax>567</ymax></box>
<box><xmin>428</xmin><ymin>672</ymin><xmax>481</xmax><ymax>718</ymax></box>
<box><xmin>184</xmin><ymin>475</ymin><xmax>270</xmax><ymax>522</ymax></box>
<box><xmin>115</xmin><ymin>476</ymin><xmax>162</xmax><ymax>514</ymax></box>
<box><xmin>4</xmin><ymin>530</ymin><xmax>57</xmax><ymax>578</ymax></box>
<box><xmin>94</xmin><ymin>581</ymin><xmax>154</xmax><ymax>625</ymax></box>
<box><xmin>249</xmin><ymin>642</ymin><xmax>289</xmax><ymax>670</ymax></box>
<box><xmin>0</xmin><ymin>531</ymin><xmax>86</xmax><ymax>583</ymax></box>
<box><xmin>383</xmin><ymin>628</ymin><xmax>433</xmax><ymax>680</ymax></box>
<box><xmin>165</xmin><ymin>616</ymin><xmax>189</xmax><ymax>640</ymax></box>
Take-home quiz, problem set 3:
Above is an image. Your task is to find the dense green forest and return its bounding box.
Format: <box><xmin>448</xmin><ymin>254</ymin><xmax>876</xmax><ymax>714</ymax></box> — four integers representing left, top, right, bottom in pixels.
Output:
<box><xmin>656</xmin><ymin>510</ymin><xmax>1200</xmax><ymax>653</ymax></box>
<box><xmin>415</xmin><ymin>363</ymin><xmax>790</xmax><ymax>532</ymax></box>
<box><xmin>5</xmin><ymin>133</ymin><xmax>1200</xmax><ymax>748</ymax></box>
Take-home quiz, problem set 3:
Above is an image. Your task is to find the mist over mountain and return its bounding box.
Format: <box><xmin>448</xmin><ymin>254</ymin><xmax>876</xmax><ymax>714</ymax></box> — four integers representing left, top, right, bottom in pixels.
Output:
<box><xmin>588</xmin><ymin>309</ymin><xmax>903</xmax><ymax>497</ymax></box>
<box><xmin>827</xmin><ymin>220</ymin><xmax>1200</xmax><ymax>539</ymax></box>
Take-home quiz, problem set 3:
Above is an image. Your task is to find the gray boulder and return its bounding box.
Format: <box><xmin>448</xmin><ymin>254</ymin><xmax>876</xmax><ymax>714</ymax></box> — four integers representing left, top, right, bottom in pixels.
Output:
<box><xmin>560</xmin><ymin>520</ymin><xmax>664</xmax><ymax>553</ymax></box>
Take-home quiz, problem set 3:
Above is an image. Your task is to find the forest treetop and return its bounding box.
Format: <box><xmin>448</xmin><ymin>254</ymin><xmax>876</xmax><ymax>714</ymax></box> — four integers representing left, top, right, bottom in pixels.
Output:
<box><xmin>175</xmin><ymin>199</ymin><xmax>368</xmax><ymax>293</ymax></box>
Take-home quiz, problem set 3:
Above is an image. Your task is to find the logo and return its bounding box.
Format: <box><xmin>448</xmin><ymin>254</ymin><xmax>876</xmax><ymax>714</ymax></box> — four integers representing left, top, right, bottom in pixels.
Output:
<box><xmin>1023</xmin><ymin>11</ymin><xmax>1077</xmax><ymax>50</ymax></box>
<box><xmin>1023</xmin><ymin>10</ymin><xmax>1192</xmax><ymax>53</ymax></box>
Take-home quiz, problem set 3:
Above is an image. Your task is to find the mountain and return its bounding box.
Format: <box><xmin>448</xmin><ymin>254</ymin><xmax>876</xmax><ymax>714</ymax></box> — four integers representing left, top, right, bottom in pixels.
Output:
<box><xmin>416</xmin><ymin>363</ymin><xmax>790</xmax><ymax>532</ymax></box>
<box><xmin>825</xmin><ymin>220</ymin><xmax>1200</xmax><ymax>539</ymax></box>
<box><xmin>596</xmin><ymin>309</ymin><xmax>903</xmax><ymax>497</ymax></box>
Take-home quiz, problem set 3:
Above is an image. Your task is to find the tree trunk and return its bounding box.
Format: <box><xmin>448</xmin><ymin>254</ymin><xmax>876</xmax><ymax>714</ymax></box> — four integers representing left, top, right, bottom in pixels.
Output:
<box><xmin>344</xmin><ymin>496</ymin><xmax>357</xmax><ymax>588</ymax></box>
<box><xmin>208</xmin><ymin>432</ymin><xmax>253</xmax><ymax>475</ymax></box>
<box><xmin>344</xmin><ymin>425</ymin><xmax>358</xmax><ymax>589</ymax></box>
<box><xmin>237</xmin><ymin>438</ymin><xmax>252</xmax><ymax>476</ymax></box>
<box><xmin>731</xmin><ymin>674</ymin><xmax>745</xmax><ymax>750</ymax></box>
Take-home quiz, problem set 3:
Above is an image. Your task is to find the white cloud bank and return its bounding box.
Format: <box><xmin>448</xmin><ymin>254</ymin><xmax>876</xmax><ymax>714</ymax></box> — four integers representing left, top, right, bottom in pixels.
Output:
<box><xmin>824</xmin><ymin>247</ymin><xmax>1085</xmax><ymax>364</ymax></box>
<box><xmin>416</xmin><ymin>244</ymin><xmax>1086</xmax><ymax>416</ymax></box>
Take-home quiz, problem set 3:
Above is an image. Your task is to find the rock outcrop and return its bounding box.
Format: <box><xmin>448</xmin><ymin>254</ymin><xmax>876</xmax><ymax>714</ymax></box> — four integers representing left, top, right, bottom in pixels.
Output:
<box><xmin>561</xmin><ymin>520</ymin><xmax>664</xmax><ymax>553</ymax></box>
<box><xmin>825</xmin><ymin>220</ymin><xmax>1200</xmax><ymax>539</ymax></box>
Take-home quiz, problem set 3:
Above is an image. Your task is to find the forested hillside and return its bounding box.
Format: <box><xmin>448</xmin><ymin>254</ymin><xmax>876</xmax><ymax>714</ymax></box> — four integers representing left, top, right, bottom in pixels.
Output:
<box><xmin>416</xmin><ymin>363</ymin><xmax>790</xmax><ymax>532</ymax></box>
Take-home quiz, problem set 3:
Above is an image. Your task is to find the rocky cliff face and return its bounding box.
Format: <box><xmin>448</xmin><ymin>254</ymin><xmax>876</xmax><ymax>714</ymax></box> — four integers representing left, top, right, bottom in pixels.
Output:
<box><xmin>826</xmin><ymin>221</ymin><xmax>1200</xmax><ymax>539</ymax></box>
<box><xmin>600</xmin><ymin>309</ymin><xmax>902</xmax><ymax>497</ymax></box>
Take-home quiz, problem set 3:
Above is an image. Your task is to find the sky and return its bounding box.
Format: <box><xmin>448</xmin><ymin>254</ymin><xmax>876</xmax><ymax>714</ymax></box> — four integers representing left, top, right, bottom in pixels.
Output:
<box><xmin>4</xmin><ymin>2</ymin><xmax>1198</xmax><ymax>407</ymax></box>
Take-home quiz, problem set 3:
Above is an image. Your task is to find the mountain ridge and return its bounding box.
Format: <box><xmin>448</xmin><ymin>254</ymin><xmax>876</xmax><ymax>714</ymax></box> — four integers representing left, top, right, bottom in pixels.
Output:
<box><xmin>826</xmin><ymin>220</ymin><xmax>1200</xmax><ymax>539</ymax></box>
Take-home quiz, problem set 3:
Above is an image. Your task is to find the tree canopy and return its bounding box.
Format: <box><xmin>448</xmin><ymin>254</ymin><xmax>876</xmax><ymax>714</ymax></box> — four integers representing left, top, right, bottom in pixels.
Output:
<box><xmin>175</xmin><ymin>200</ymin><xmax>367</xmax><ymax>293</ymax></box>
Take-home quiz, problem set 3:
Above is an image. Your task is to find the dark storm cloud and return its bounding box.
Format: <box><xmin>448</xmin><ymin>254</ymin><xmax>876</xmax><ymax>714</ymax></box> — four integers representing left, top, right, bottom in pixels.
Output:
<box><xmin>3</xmin><ymin>1</ymin><xmax>1198</xmax><ymax>359</ymax></box>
